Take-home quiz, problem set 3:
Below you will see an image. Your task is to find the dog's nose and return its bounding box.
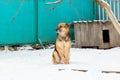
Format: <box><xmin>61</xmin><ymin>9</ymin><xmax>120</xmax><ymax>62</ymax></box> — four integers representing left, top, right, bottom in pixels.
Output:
<box><xmin>56</xmin><ymin>29</ymin><xmax>58</xmax><ymax>32</ymax></box>
<box><xmin>56</xmin><ymin>29</ymin><xmax>59</xmax><ymax>33</ymax></box>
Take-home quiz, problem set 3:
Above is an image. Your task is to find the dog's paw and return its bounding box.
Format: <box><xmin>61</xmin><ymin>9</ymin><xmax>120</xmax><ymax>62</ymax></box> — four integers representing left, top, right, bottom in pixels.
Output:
<box><xmin>64</xmin><ymin>61</ymin><xmax>69</xmax><ymax>64</ymax></box>
<box><xmin>60</xmin><ymin>58</ymin><xmax>69</xmax><ymax>64</ymax></box>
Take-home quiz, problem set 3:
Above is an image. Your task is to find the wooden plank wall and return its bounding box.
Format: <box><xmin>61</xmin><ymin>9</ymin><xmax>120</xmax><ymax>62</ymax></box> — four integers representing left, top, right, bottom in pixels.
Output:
<box><xmin>74</xmin><ymin>21</ymin><xmax>120</xmax><ymax>49</ymax></box>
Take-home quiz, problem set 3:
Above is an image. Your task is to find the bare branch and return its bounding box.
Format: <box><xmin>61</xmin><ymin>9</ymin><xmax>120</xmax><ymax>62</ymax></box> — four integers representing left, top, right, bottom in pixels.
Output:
<box><xmin>45</xmin><ymin>0</ymin><xmax>62</xmax><ymax>5</ymax></box>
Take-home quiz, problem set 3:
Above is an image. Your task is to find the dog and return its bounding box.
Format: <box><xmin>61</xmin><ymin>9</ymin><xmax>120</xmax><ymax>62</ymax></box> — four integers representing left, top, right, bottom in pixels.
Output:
<box><xmin>52</xmin><ymin>23</ymin><xmax>71</xmax><ymax>64</ymax></box>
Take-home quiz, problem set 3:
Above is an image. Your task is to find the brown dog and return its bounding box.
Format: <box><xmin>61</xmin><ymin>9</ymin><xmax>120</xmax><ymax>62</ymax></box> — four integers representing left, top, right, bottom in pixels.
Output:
<box><xmin>52</xmin><ymin>23</ymin><xmax>71</xmax><ymax>64</ymax></box>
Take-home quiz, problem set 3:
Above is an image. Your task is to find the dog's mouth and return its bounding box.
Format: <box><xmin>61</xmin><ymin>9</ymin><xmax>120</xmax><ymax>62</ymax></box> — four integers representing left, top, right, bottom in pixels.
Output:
<box><xmin>57</xmin><ymin>33</ymin><xmax>59</xmax><ymax>36</ymax></box>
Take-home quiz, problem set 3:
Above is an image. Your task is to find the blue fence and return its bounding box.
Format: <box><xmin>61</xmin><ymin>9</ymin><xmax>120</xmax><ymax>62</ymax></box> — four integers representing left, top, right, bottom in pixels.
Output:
<box><xmin>0</xmin><ymin>0</ymin><xmax>96</xmax><ymax>45</ymax></box>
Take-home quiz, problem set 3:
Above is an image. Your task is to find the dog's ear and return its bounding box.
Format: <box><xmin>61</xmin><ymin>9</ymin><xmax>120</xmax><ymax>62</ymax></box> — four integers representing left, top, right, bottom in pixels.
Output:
<box><xmin>66</xmin><ymin>23</ymin><xmax>70</xmax><ymax>28</ymax></box>
<box><xmin>67</xmin><ymin>23</ymin><xmax>74</xmax><ymax>28</ymax></box>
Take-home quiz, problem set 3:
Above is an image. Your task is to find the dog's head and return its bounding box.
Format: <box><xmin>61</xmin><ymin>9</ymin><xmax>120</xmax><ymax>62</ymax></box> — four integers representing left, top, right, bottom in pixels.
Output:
<box><xmin>56</xmin><ymin>23</ymin><xmax>70</xmax><ymax>37</ymax></box>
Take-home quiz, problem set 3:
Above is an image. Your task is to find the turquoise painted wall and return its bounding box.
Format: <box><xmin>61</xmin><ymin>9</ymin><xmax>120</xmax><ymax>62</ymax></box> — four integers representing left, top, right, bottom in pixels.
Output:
<box><xmin>0</xmin><ymin>0</ymin><xmax>37</xmax><ymax>45</ymax></box>
<box><xmin>0</xmin><ymin>0</ymin><xmax>96</xmax><ymax>45</ymax></box>
<box><xmin>38</xmin><ymin>0</ymin><xmax>95</xmax><ymax>43</ymax></box>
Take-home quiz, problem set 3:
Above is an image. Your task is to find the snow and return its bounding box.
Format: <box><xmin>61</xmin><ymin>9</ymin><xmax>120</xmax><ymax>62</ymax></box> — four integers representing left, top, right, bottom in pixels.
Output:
<box><xmin>0</xmin><ymin>47</ymin><xmax>120</xmax><ymax>80</ymax></box>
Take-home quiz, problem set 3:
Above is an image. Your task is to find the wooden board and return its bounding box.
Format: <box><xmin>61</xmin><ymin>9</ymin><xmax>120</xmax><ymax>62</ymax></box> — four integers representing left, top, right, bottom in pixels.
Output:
<box><xmin>74</xmin><ymin>21</ymin><xmax>120</xmax><ymax>49</ymax></box>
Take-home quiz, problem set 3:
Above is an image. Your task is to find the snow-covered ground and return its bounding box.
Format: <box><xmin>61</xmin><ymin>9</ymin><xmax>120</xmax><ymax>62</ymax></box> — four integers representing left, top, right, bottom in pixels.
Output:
<box><xmin>0</xmin><ymin>47</ymin><xmax>120</xmax><ymax>80</ymax></box>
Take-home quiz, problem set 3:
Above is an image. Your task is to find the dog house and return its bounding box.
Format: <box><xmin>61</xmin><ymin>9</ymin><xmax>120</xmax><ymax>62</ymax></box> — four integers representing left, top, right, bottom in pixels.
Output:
<box><xmin>74</xmin><ymin>21</ymin><xmax>120</xmax><ymax>49</ymax></box>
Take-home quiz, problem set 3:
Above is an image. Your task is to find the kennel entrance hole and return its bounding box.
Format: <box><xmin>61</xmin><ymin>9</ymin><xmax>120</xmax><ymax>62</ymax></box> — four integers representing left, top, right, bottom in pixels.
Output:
<box><xmin>102</xmin><ymin>30</ymin><xmax>110</xmax><ymax>43</ymax></box>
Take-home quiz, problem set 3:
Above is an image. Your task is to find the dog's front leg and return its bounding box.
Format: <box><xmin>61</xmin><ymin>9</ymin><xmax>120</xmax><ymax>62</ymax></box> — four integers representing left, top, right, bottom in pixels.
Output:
<box><xmin>55</xmin><ymin>39</ymin><xmax>66</xmax><ymax>64</ymax></box>
<box><xmin>55</xmin><ymin>46</ymin><xmax>65</xmax><ymax>63</ymax></box>
<box><xmin>64</xmin><ymin>41</ymin><xmax>71</xmax><ymax>64</ymax></box>
<box><xmin>56</xmin><ymin>46</ymin><xmax>65</xmax><ymax>64</ymax></box>
<box><xmin>64</xmin><ymin>49</ymin><xmax>70</xmax><ymax>64</ymax></box>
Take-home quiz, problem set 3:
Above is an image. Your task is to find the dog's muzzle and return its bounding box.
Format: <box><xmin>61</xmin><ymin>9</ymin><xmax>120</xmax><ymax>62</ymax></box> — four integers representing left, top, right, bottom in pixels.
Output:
<box><xmin>56</xmin><ymin>29</ymin><xmax>59</xmax><ymax>33</ymax></box>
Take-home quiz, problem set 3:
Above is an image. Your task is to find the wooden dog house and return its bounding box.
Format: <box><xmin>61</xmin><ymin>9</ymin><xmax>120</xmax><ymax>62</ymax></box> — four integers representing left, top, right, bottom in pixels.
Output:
<box><xmin>74</xmin><ymin>21</ymin><xmax>120</xmax><ymax>49</ymax></box>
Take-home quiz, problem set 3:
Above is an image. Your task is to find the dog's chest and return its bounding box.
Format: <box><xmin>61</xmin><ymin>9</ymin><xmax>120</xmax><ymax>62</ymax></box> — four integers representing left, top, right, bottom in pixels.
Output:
<box><xmin>62</xmin><ymin>41</ymin><xmax>67</xmax><ymax>54</ymax></box>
